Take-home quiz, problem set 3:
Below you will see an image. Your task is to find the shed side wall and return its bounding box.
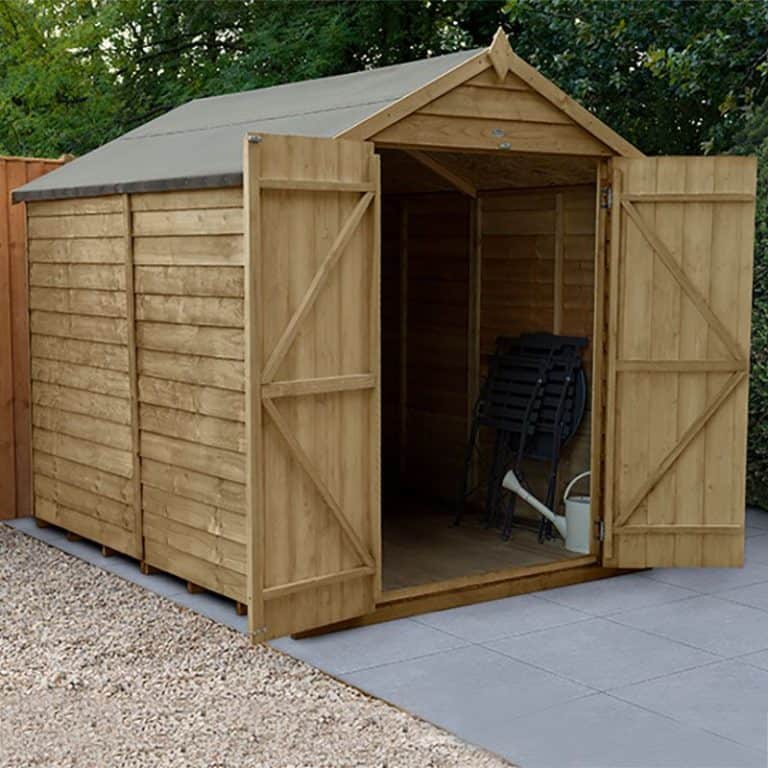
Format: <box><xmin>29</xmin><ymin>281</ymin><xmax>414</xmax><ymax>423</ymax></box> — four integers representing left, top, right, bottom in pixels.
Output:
<box><xmin>0</xmin><ymin>157</ymin><xmax>63</xmax><ymax>520</ymax></box>
<box><xmin>132</xmin><ymin>188</ymin><xmax>247</xmax><ymax>601</ymax></box>
<box><xmin>27</xmin><ymin>194</ymin><xmax>140</xmax><ymax>555</ymax></box>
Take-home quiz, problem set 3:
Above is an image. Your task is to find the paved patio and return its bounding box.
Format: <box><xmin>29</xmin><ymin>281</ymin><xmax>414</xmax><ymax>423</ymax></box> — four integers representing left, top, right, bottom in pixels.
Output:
<box><xmin>9</xmin><ymin>510</ymin><xmax>768</xmax><ymax>768</ymax></box>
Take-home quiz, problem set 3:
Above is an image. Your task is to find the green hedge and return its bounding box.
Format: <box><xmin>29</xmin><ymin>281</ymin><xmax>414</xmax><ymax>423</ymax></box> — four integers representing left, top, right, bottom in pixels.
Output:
<box><xmin>747</xmin><ymin>150</ymin><xmax>768</xmax><ymax>509</ymax></box>
<box><xmin>732</xmin><ymin>108</ymin><xmax>768</xmax><ymax>509</ymax></box>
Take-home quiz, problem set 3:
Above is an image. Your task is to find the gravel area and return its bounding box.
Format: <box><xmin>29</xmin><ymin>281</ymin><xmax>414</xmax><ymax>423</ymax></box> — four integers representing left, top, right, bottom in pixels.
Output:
<box><xmin>0</xmin><ymin>524</ymin><xmax>510</xmax><ymax>768</ymax></box>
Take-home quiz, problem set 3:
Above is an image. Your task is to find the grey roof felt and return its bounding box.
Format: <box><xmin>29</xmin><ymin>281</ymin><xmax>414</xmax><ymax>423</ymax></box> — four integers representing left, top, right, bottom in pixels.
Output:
<box><xmin>13</xmin><ymin>48</ymin><xmax>480</xmax><ymax>202</ymax></box>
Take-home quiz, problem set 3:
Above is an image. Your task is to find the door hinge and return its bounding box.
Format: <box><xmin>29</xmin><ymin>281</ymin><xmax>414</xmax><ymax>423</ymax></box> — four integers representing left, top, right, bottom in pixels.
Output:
<box><xmin>600</xmin><ymin>186</ymin><xmax>613</xmax><ymax>210</ymax></box>
<box><xmin>596</xmin><ymin>520</ymin><xmax>605</xmax><ymax>542</ymax></box>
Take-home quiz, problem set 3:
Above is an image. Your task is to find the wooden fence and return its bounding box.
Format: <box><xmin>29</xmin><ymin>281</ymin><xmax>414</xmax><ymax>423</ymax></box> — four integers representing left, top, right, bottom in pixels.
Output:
<box><xmin>1</xmin><ymin>156</ymin><xmax>65</xmax><ymax>519</ymax></box>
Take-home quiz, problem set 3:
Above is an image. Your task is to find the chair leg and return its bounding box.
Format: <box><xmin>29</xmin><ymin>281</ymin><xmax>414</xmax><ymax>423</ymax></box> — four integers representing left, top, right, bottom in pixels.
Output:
<box><xmin>482</xmin><ymin>433</ymin><xmax>499</xmax><ymax>528</ymax></box>
<box><xmin>500</xmin><ymin>491</ymin><xmax>518</xmax><ymax>541</ymax></box>
<box><xmin>455</xmin><ymin>421</ymin><xmax>480</xmax><ymax>526</ymax></box>
<box><xmin>484</xmin><ymin>432</ymin><xmax>508</xmax><ymax>529</ymax></box>
<box><xmin>539</xmin><ymin>463</ymin><xmax>560</xmax><ymax>542</ymax></box>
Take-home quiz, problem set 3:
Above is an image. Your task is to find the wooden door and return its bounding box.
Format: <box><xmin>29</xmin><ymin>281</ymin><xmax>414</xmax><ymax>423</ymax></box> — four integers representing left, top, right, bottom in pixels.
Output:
<box><xmin>602</xmin><ymin>156</ymin><xmax>756</xmax><ymax>568</ymax></box>
<box><xmin>244</xmin><ymin>134</ymin><xmax>380</xmax><ymax>640</ymax></box>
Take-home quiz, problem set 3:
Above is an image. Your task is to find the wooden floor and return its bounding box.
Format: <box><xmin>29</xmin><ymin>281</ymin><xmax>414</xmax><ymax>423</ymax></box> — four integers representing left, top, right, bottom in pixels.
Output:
<box><xmin>381</xmin><ymin>495</ymin><xmax>583</xmax><ymax>591</ymax></box>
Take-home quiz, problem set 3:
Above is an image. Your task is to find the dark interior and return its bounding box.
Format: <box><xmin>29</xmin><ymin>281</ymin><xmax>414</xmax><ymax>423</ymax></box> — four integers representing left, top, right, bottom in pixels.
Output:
<box><xmin>377</xmin><ymin>148</ymin><xmax>599</xmax><ymax>593</ymax></box>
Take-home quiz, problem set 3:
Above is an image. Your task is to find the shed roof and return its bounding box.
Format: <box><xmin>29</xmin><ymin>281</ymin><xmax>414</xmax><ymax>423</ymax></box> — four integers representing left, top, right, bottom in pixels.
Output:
<box><xmin>13</xmin><ymin>49</ymin><xmax>480</xmax><ymax>202</ymax></box>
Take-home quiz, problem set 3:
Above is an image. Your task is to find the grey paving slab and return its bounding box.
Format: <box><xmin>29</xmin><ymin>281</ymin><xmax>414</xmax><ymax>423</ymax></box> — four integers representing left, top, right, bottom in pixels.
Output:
<box><xmin>8</xmin><ymin>515</ymin><xmax>55</xmax><ymax>537</ymax></box>
<box><xmin>171</xmin><ymin>590</ymin><xmax>247</xmax><ymax>633</ymax></box>
<box><xmin>611</xmin><ymin>659</ymin><xmax>768</xmax><ymax>753</ymax></box>
<box><xmin>412</xmin><ymin>593</ymin><xmax>588</xmax><ymax>642</ymax></box>
<box><xmin>747</xmin><ymin>507</ymin><xmax>768</xmax><ymax>531</ymax></box>
<box><xmin>342</xmin><ymin>644</ymin><xmax>592</xmax><ymax>746</ymax></box>
<box><xmin>90</xmin><ymin>554</ymin><xmax>189</xmax><ymax>597</ymax></box>
<box><xmin>739</xmin><ymin>648</ymin><xmax>768</xmax><ymax>672</ymax></box>
<box><xmin>610</xmin><ymin>594</ymin><xmax>768</xmax><ymax>657</ymax></box>
<box><xmin>645</xmin><ymin>561</ymin><xmax>768</xmax><ymax>594</ymax></box>
<box><xmin>6</xmin><ymin>518</ymin><xmax>188</xmax><ymax>598</ymax></box>
<box><xmin>746</xmin><ymin>533</ymin><xmax>768</xmax><ymax>565</ymax></box>
<box><xmin>713</xmin><ymin>580</ymin><xmax>768</xmax><ymax>613</ymax></box>
<box><xmin>537</xmin><ymin>571</ymin><xmax>698</xmax><ymax>616</ymax></box>
<box><xmin>8</xmin><ymin>517</ymin><xmax>105</xmax><ymax>565</ymax></box>
<box><xmin>485</xmin><ymin>617</ymin><xmax>717</xmax><ymax>691</ymax></box>
<box><xmin>270</xmin><ymin>618</ymin><xmax>469</xmax><ymax>675</ymax></box>
<box><xmin>475</xmin><ymin>692</ymin><xmax>765</xmax><ymax>768</ymax></box>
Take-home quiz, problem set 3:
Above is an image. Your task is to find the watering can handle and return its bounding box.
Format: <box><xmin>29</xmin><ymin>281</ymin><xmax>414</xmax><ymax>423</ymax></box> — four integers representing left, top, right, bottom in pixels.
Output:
<box><xmin>563</xmin><ymin>471</ymin><xmax>591</xmax><ymax>502</ymax></box>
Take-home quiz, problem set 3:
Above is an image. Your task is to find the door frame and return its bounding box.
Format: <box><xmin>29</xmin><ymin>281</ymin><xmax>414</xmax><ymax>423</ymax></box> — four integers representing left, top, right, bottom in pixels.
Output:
<box><xmin>373</xmin><ymin>152</ymin><xmax>609</xmax><ymax>607</ymax></box>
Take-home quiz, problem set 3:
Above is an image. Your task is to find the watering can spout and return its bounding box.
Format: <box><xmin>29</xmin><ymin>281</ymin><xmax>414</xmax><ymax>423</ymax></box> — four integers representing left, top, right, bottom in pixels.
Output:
<box><xmin>502</xmin><ymin>470</ymin><xmax>568</xmax><ymax>540</ymax></box>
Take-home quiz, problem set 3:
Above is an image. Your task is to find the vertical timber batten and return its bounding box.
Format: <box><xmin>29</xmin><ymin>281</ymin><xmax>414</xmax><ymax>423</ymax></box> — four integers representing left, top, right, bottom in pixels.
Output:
<box><xmin>467</xmin><ymin>196</ymin><xmax>482</xmax><ymax>488</ymax></box>
<box><xmin>122</xmin><ymin>194</ymin><xmax>143</xmax><ymax>558</ymax></box>
<box><xmin>244</xmin><ymin>136</ymin><xmax>266</xmax><ymax>641</ymax></box>
<box><xmin>369</xmin><ymin>152</ymin><xmax>383</xmax><ymax>600</ymax></box>
<box><xmin>590</xmin><ymin>160</ymin><xmax>611</xmax><ymax>556</ymax></box>
<box><xmin>603</xmin><ymin>167</ymin><xmax>623</xmax><ymax>561</ymax></box>
<box><xmin>553</xmin><ymin>192</ymin><xmax>564</xmax><ymax>335</ymax></box>
<box><xmin>0</xmin><ymin>159</ymin><xmax>14</xmax><ymax>520</ymax></box>
<box><xmin>398</xmin><ymin>203</ymin><xmax>409</xmax><ymax>480</ymax></box>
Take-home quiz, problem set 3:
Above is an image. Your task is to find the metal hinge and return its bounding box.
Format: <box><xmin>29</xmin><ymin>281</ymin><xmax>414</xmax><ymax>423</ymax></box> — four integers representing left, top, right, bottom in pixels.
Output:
<box><xmin>600</xmin><ymin>186</ymin><xmax>613</xmax><ymax>210</ymax></box>
<box><xmin>596</xmin><ymin>520</ymin><xmax>605</xmax><ymax>541</ymax></box>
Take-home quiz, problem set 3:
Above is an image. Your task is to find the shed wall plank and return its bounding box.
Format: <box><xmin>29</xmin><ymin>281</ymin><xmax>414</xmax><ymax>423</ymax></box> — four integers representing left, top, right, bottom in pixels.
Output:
<box><xmin>133</xmin><ymin>235</ymin><xmax>243</xmax><ymax>266</ymax></box>
<box><xmin>34</xmin><ymin>450</ymin><xmax>134</xmax><ymax>504</ymax></box>
<box><xmin>32</xmin><ymin>381</ymin><xmax>132</xmax><ymax>425</ymax></box>
<box><xmin>28</xmin><ymin>213</ymin><xmax>124</xmax><ymax>239</ymax></box>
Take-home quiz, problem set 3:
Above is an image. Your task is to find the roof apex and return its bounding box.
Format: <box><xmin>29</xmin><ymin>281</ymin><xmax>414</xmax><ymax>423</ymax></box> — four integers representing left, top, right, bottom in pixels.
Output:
<box><xmin>340</xmin><ymin>29</ymin><xmax>643</xmax><ymax>159</ymax></box>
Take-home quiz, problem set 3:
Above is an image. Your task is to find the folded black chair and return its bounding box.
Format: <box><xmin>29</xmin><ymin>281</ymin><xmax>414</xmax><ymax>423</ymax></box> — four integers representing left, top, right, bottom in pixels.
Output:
<box><xmin>456</xmin><ymin>333</ymin><xmax>588</xmax><ymax>542</ymax></box>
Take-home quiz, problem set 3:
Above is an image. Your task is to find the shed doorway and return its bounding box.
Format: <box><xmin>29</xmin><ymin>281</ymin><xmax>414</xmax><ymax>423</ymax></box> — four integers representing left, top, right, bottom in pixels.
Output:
<box><xmin>378</xmin><ymin>148</ymin><xmax>600</xmax><ymax>594</ymax></box>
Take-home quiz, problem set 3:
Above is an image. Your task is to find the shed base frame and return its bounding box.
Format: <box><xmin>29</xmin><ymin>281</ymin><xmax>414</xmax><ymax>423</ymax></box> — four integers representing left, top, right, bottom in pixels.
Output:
<box><xmin>293</xmin><ymin>557</ymin><xmax>626</xmax><ymax>639</ymax></box>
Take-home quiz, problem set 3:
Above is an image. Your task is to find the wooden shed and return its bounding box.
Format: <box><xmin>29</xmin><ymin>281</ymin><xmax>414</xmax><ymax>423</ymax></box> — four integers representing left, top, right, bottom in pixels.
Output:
<box><xmin>1</xmin><ymin>155</ymin><xmax>66</xmax><ymax>521</ymax></box>
<box><xmin>13</xmin><ymin>32</ymin><xmax>757</xmax><ymax>641</ymax></box>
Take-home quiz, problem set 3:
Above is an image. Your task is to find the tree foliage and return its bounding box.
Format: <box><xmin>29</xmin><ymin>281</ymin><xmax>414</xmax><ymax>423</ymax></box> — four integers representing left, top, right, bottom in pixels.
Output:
<box><xmin>730</xmin><ymin>106</ymin><xmax>768</xmax><ymax>508</ymax></box>
<box><xmin>504</xmin><ymin>0</ymin><xmax>768</xmax><ymax>154</ymax></box>
<box><xmin>2</xmin><ymin>0</ymin><xmax>767</xmax><ymax>159</ymax></box>
<box><xmin>2</xmin><ymin>0</ymin><xmax>768</xmax><ymax>505</ymax></box>
<box><xmin>0</xmin><ymin>0</ymin><xmax>506</xmax><ymax>157</ymax></box>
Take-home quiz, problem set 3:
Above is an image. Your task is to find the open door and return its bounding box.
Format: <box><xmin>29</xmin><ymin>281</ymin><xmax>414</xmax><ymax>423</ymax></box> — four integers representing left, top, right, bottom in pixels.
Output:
<box><xmin>603</xmin><ymin>156</ymin><xmax>756</xmax><ymax>568</ymax></box>
<box><xmin>244</xmin><ymin>134</ymin><xmax>380</xmax><ymax>640</ymax></box>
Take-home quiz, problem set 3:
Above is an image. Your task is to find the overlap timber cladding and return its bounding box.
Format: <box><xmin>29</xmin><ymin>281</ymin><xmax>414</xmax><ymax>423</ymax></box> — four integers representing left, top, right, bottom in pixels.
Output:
<box><xmin>27</xmin><ymin>195</ymin><xmax>139</xmax><ymax>556</ymax></box>
<box><xmin>27</xmin><ymin>189</ymin><xmax>247</xmax><ymax>595</ymax></box>
<box><xmin>372</xmin><ymin>69</ymin><xmax>612</xmax><ymax>156</ymax></box>
<box><xmin>480</xmin><ymin>186</ymin><xmax>596</xmax><ymax>511</ymax></box>
<box><xmin>132</xmin><ymin>189</ymin><xmax>246</xmax><ymax>601</ymax></box>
